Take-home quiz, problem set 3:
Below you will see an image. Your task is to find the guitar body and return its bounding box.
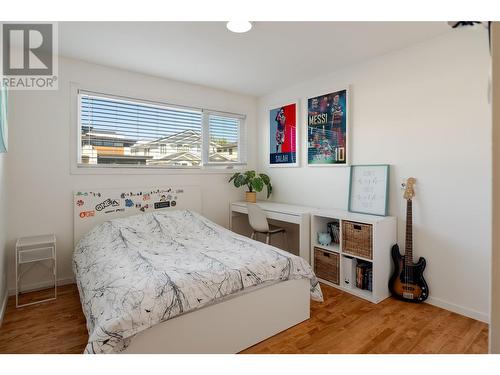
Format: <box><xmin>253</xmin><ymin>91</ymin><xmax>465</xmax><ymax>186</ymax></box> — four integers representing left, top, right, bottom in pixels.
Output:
<box><xmin>389</xmin><ymin>244</ymin><xmax>429</xmax><ymax>302</ymax></box>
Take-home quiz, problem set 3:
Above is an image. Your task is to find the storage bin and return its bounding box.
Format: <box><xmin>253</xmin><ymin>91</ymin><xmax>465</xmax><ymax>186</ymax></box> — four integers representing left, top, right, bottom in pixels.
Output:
<box><xmin>314</xmin><ymin>247</ymin><xmax>340</xmax><ymax>285</ymax></box>
<box><xmin>342</xmin><ymin>221</ymin><xmax>373</xmax><ymax>260</ymax></box>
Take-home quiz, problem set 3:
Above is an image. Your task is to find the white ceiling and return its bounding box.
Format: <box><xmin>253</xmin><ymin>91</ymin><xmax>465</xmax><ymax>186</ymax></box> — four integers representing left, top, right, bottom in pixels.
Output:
<box><xmin>59</xmin><ymin>22</ymin><xmax>451</xmax><ymax>97</ymax></box>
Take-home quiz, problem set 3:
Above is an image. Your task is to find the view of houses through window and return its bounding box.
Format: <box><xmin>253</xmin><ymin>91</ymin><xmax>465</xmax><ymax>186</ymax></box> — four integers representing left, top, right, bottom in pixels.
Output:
<box><xmin>79</xmin><ymin>92</ymin><xmax>243</xmax><ymax>167</ymax></box>
<box><xmin>209</xmin><ymin>114</ymin><xmax>239</xmax><ymax>163</ymax></box>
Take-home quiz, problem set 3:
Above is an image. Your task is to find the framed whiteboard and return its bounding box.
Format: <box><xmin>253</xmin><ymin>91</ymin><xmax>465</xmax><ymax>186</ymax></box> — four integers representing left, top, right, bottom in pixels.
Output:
<box><xmin>348</xmin><ymin>165</ymin><xmax>390</xmax><ymax>216</ymax></box>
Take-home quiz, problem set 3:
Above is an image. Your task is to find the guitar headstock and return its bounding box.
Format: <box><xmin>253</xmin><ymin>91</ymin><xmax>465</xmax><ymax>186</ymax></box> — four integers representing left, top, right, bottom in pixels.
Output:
<box><xmin>403</xmin><ymin>177</ymin><xmax>416</xmax><ymax>200</ymax></box>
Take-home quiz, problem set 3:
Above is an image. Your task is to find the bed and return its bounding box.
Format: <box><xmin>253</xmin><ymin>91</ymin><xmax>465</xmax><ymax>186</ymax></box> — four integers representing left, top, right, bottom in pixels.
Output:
<box><xmin>73</xmin><ymin>187</ymin><xmax>323</xmax><ymax>354</ymax></box>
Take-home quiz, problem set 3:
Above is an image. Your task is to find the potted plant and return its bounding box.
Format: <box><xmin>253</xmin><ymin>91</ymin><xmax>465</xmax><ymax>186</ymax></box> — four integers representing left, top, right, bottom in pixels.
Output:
<box><xmin>228</xmin><ymin>170</ymin><xmax>272</xmax><ymax>203</ymax></box>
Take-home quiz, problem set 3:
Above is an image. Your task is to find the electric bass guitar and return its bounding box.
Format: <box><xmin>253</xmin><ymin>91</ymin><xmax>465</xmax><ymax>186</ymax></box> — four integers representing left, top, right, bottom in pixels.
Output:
<box><xmin>388</xmin><ymin>177</ymin><xmax>429</xmax><ymax>302</ymax></box>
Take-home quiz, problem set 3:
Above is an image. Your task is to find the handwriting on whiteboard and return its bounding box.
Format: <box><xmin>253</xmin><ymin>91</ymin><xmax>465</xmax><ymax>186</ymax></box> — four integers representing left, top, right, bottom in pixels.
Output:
<box><xmin>356</xmin><ymin>171</ymin><xmax>380</xmax><ymax>207</ymax></box>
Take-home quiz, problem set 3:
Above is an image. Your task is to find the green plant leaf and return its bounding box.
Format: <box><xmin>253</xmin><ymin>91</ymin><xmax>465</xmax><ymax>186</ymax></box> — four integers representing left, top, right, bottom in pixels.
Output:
<box><xmin>234</xmin><ymin>174</ymin><xmax>247</xmax><ymax>188</ymax></box>
<box><xmin>228</xmin><ymin>172</ymin><xmax>240</xmax><ymax>184</ymax></box>
<box><xmin>266</xmin><ymin>183</ymin><xmax>273</xmax><ymax>198</ymax></box>
<box><xmin>259</xmin><ymin>173</ymin><xmax>270</xmax><ymax>185</ymax></box>
<box><xmin>258</xmin><ymin>173</ymin><xmax>272</xmax><ymax>198</ymax></box>
<box><xmin>244</xmin><ymin>170</ymin><xmax>256</xmax><ymax>179</ymax></box>
<box><xmin>251</xmin><ymin>177</ymin><xmax>264</xmax><ymax>192</ymax></box>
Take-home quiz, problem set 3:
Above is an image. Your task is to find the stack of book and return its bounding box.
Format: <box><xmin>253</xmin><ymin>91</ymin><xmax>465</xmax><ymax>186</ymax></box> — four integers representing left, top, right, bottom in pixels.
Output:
<box><xmin>327</xmin><ymin>221</ymin><xmax>340</xmax><ymax>244</ymax></box>
<box><xmin>355</xmin><ymin>261</ymin><xmax>373</xmax><ymax>291</ymax></box>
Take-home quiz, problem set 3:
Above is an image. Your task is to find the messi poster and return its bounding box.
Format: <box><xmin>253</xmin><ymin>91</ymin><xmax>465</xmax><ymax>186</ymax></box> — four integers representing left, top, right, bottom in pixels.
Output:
<box><xmin>269</xmin><ymin>102</ymin><xmax>297</xmax><ymax>166</ymax></box>
<box><xmin>307</xmin><ymin>89</ymin><xmax>348</xmax><ymax>165</ymax></box>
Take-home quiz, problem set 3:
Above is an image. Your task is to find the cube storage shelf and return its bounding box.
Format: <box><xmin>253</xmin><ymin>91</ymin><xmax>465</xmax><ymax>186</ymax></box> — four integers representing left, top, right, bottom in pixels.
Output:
<box><xmin>311</xmin><ymin>209</ymin><xmax>396</xmax><ymax>304</ymax></box>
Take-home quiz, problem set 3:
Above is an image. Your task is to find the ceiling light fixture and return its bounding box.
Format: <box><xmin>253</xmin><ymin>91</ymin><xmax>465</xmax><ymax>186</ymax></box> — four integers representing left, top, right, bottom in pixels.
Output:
<box><xmin>226</xmin><ymin>21</ymin><xmax>252</xmax><ymax>33</ymax></box>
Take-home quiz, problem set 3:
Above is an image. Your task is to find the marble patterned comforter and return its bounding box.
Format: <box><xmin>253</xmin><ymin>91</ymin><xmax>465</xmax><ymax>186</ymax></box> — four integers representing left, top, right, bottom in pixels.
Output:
<box><xmin>73</xmin><ymin>209</ymin><xmax>323</xmax><ymax>354</ymax></box>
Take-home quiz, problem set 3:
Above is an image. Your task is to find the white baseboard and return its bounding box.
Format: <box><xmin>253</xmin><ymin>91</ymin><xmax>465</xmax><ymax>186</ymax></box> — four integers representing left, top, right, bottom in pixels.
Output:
<box><xmin>426</xmin><ymin>296</ymin><xmax>489</xmax><ymax>323</ymax></box>
<box><xmin>8</xmin><ymin>277</ymin><xmax>76</xmax><ymax>296</ymax></box>
<box><xmin>0</xmin><ymin>285</ymin><xmax>7</xmax><ymax>327</ymax></box>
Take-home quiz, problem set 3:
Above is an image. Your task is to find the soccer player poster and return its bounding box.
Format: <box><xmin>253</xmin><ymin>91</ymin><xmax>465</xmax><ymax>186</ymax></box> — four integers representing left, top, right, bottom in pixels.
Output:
<box><xmin>307</xmin><ymin>89</ymin><xmax>348</xmax><ymax>165</ymax></box>
<box><xmin>269</xmin><ymin>102</ymin><xmax>298</xmax><ymax>166</ymax></box>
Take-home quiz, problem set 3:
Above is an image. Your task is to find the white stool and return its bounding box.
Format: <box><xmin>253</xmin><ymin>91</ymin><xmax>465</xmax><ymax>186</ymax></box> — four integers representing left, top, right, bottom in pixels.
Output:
<box><xmin>15</xmin><ymin>234</ymin><xmax>57</xmax><ymax>308</ymax></box>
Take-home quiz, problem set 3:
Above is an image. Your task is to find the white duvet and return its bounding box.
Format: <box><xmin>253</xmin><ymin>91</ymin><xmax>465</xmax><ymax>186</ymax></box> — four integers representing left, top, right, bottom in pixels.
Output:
<box><xmin>73</xmin><ymin>209</ymin><xmax>323</xmax><ymax>353</ymax></box>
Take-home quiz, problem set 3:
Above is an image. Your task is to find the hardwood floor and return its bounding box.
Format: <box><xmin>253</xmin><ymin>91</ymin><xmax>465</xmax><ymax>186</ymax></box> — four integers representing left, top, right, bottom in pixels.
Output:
<box><xmin>0</xmin><ymin>284</ymin><xmax>88</xmax><ymax>354</ymax></box>
<box><xmin>0</xmin><ymin>283</ymin><xmax>488</xmax><ymax>354</ymax></box>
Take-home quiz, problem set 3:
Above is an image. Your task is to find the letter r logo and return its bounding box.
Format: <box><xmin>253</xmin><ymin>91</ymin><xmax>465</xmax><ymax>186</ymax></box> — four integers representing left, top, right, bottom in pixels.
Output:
<box><xmin>2</xmin><ymin>23</ymin><xmax>53</xmax><ymax>76</ymax></box>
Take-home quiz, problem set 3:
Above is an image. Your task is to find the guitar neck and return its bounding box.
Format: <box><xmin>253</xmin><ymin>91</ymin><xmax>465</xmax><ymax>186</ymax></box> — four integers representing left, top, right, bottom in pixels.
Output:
<box><xmin>405</xmin><ymin>199</ymin><xmax>413</xmax><ymax>265</ymax></box>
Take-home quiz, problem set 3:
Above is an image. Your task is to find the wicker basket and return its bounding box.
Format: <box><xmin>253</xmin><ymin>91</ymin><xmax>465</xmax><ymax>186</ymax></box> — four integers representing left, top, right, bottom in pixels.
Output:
<box><xmin>342</xmin><ymin>221</ymin><xmax>373</xmax><ymax>260</ymax></box>
<box><xmin>314</xmin><ymin>248</ymin><xmax>340</xmax><ymax>285</ymax></box>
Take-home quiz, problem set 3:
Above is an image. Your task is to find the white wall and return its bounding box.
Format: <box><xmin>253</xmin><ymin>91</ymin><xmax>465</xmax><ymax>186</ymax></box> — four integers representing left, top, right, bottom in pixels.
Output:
<box><xmin>257</xmin><ymin>29</ymin><xmax>491</xmax><ymax>321</ymax></box>
<box><xmin>6</xmin><ymin>57</ymin><xmax>257</xmax><ymax>291</ymax></box>
<box><xmin>491</xmin><ymin>21</ymin><xmax>500</xmax><ymax>353</ymax></box>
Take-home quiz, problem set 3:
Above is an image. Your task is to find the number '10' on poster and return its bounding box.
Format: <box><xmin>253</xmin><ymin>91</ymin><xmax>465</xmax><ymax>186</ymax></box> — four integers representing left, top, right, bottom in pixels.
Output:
<box><xmin>307</xmin><ymin>89</ymin><xmax>348</xmax><ymax>165</ymax></box>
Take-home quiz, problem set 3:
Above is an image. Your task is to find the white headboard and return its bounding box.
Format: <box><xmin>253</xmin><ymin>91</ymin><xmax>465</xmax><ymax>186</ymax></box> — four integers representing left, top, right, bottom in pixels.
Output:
<box><xmin>73</xmin><ymin>186</ymin><xmax>202</xmax><ymax>245</ymax></box>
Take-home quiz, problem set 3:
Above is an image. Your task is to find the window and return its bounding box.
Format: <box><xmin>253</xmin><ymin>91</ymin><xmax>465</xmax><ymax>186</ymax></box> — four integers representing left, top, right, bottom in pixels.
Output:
<box><xmin>78</xmin><ymin>90</ymin><xmax>246</xmax><ymax>168</ymax></box>
<box><xmin>207</xmin><ymin>114</ymin><xmax>241</xmax><ymax>163</ymax></box>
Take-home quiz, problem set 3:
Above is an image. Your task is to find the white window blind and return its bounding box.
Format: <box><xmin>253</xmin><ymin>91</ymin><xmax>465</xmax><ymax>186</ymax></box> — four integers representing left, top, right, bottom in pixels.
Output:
<box><xmin>208</xmin><ymin>114</ymin><xmax>240</xmax><ymax>163</ymax></box>
<box><xmin>78</xmin><ymin>90</ymin><xmax>245</xmax><ymax>168</ymax></box>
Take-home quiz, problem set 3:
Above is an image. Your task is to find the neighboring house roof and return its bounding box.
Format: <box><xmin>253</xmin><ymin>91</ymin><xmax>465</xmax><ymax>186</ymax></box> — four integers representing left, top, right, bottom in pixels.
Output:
<box><xmin>147</xmin><ymin>150</ymin><xmax>233</xmax><ymax>165</ymax></box>
<box><xmin>98</xmin><ymin>155</ymin><xmax>152</xmax><ymax>161</ymax></box>
<box><xmin>209</xmin><ymin>153</ymin><xmax>232</xmax><ymax>162</ymax></box>
<box><xmin>158</xmin><ymin>129</ymin><xmax>201</xmax><ymax>144</ymax></box>
<box><xmin>81</xmin><ymin>130</ymin><xmax>138</xmax><ymax>143</ymax></box>
<box><xmin>132</xmin><ymin>129</ymin><xmax>236</xmax><ymax>150</ymax></box>
<box><xmin>155</xmin><ymin>151</ymin><xmax>200</xmax><ymax>162</ymax></box>
<box><xmin>216</xmin><ymin>142</ymin><xmax>238</xmax><ymax>148</ymax></box>
<box><xmin>133</xmin><ymin>129</ymin><xmax>199</xmax><ymax>148</ymax></box>
<box><xmin>147</xmin><ymin>151</ymin><xmax>201</xmax><ymax>165</ymax></box>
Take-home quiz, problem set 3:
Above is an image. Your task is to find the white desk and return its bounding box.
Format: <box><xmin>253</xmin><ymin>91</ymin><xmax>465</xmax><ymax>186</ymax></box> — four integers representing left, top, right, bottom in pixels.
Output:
<box><xmin>230</xmin><ymin>201</ymin><xmax>313</xmax><ymax>263</ymax></box>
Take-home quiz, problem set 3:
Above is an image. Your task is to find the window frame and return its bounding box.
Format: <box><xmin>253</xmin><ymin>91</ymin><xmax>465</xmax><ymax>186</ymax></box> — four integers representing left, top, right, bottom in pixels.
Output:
<box><xmin>72</xmin><ymin>85</ymin><xmax>247</xmax><ymax>174</ymax></box>
<box><xmin>202</xmin><ymin>110</ymin><xmax>246</xmax><ymax>167</ymax></box>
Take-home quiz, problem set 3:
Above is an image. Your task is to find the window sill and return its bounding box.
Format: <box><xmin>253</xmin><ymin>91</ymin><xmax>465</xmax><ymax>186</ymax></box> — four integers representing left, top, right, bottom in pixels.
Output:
<box><xmin>71</xmin><ymin>163</ymin><xmax>247</xmax><ymax>175</ymax></box>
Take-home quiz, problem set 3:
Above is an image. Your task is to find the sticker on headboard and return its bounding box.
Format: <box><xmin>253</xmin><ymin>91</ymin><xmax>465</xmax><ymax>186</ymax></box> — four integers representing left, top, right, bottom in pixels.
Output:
<box><xmin>74</xmin><ymin>186</ymin><xmax>201</xmax><ymax>246</ymax></box>
<box><xmin>154</xmin><ymin>201</ymin><xmax>170</xmax><ymax>209</ymax></box>
<box><xmin>95</xmin><ymin>198</ymin><xmax>120</xmax><ymax>212</ymax></box>
<box><xmin>79</xmin><ymin>210</ymin><xmax>95</xmax><ymax>219</ymax></box>
<box><xmin>74</xmin><ymin>187</ymin><xmax>187</xmax><ymax>220</ymax></box>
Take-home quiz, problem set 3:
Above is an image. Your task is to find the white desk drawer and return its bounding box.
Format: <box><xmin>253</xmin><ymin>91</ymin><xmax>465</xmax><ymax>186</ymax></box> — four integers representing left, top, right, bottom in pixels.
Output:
<box><xmin>231</xmin><ymin>205</ymin><xmax>302</xmax><ymax>224</ymax></box>
<box><xmin>18</xmin><ymin>246</ymin><xmax>54</xmax><ymax>264</ymax></box>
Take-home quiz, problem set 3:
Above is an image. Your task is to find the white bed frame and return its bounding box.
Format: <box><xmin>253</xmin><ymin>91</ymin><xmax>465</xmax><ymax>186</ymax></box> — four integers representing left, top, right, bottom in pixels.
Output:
<box><xmin>73</xmin><ymin>186</ymin><xmax>311</xmax><ymax>354</ymax></box>
<box><xmin>124</xmin><ymin>279</ymin><xmax>310</xmax><ymax>353</ymax></box>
